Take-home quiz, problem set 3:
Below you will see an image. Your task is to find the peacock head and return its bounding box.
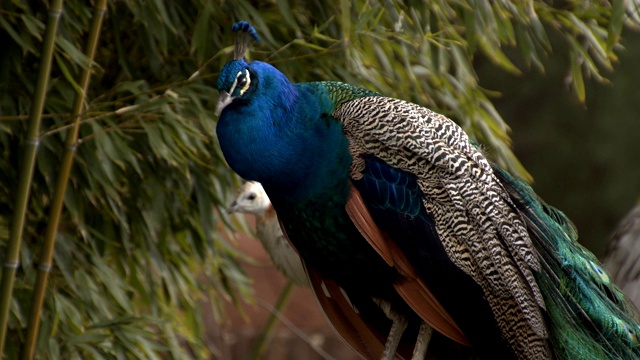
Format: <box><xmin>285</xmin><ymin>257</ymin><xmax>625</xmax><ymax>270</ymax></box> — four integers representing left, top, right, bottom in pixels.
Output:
<box><xmin>215</xmin><ymin>21</ymin><xmax>261</xmax><ymax>116</ymax></box>
<box><xmin>215</xmin><ymin>59</ymin><xmax>254</xmax><ymax>116</ymax></box>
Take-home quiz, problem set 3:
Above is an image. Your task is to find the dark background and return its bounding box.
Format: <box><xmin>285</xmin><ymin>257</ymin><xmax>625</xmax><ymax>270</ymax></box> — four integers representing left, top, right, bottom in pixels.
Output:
<box><xmin>478</xmin><ymin>30</ymin><xmax>640</xmax><ymax>257</ymax></box>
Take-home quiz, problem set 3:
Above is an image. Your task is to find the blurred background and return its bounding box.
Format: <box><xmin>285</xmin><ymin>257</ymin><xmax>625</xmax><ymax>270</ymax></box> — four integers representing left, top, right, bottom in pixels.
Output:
<box><xmin>478</xmin><ymin>29</ymin><xmax>640</xmax><ymax>258</ymax></box>
<box><xmin>1</xmin><ymin>1</ymin><xmax>639</xmax><ymax>359</ymax></box>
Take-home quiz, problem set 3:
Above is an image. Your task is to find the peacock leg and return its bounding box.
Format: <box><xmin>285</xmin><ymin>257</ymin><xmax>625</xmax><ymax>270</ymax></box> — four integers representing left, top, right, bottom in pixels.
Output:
<box><xmin>411</xmin><ymin>322</ymin><xmax>433</xmax><ymax>360</ymax></box>
<box><xmin>374</xmin><ymin>298</ymin><xmax>409</xmax><ymax>360</ymax></box>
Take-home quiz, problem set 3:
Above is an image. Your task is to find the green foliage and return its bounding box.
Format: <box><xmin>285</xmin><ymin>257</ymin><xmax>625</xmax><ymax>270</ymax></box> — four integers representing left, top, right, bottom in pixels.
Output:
<box><xmin>1</xmin><ymin>1</ymin><xmax>252</xmax><ymax>358</ymax></box>
<box><xmin>479</xmin><ymin>28</ymin><xmax>640</xmax><ymax>256</ymax></box>
<box><xmin>0</xmin><ymin>0</ymin><xmax>637</xmax><ymax>358</ymax></box>
<box><xmin>212</xmin><ymin>0</ymin><xmax>638</xmax><ymax>181</ymax></box>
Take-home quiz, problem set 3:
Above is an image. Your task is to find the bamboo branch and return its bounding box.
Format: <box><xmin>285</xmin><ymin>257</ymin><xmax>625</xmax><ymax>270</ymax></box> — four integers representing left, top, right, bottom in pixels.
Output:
<box><xmin>22</xmin><ymin>1</ymin><xmax>108</xmax><ymax>359</ymax></box>
<box><xmin>0</xmin><ymin>0</ymin><xmax>64</xmax><ymax>355</ymax></box>
<box><xmin>255</xmin><ymin>293</ymin><xmax>336</xmax><ymax>360</ymax></box>
<box><xmin>250</xmin><ymin>280</ymin><xmax>295</xmax><ymax>360</ymax></box>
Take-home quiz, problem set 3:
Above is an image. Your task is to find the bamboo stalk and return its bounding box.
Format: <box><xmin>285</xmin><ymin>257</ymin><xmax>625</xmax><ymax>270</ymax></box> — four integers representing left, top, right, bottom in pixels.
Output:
<box><xmin>250</xmin><ymin>280</ymin><xmax>295</xmax><ymax>360</ymax></box>
<box><xmin>21</xmin><ymin>1</ymin><xmax>108</xmax><ymax>358</ymax></box>
<box><xmin>0</xmin><ymin>0</ymin><xmax>65</xmax><ymax>355</ymax></box>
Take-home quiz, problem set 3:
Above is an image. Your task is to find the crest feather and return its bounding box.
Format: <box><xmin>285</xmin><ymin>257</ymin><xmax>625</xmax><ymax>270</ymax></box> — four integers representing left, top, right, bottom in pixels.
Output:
<box><xmin>232</xmin><ymin>21</ymin><xmax>260</xmax><ymax>60</ymax></box>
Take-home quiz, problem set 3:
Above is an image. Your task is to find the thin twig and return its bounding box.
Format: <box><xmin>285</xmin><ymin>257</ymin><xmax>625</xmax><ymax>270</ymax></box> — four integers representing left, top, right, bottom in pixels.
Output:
<box><xmin>254</xmin><ymin>297</ymin><xmax>337</xmax><ymax>360</ymax></box>
<box><xmin>250</xmin><ymin>281</ymin><xmax>295</xmax><ymax>360</ymax></box>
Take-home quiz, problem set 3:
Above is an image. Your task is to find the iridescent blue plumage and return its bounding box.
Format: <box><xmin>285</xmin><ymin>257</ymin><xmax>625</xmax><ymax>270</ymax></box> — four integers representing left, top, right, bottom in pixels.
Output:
<box><xmin>215</xmin><ymin>22</ymin><xmax>640</xmax><ymax>360</ymax></box>
<box><xmin>232</xmin><ymin>21</ymin><xmax>260</xmax><ymax>42</ymax></box>
<box><xmin>354</xmin><ymin>156</ymin><xmax>514</xmax><ymax>358</ymax></box>
<box><xmin>231</xmin><ymin>21</ymin><xmax>260</xmax><ymax>61</ymax></box>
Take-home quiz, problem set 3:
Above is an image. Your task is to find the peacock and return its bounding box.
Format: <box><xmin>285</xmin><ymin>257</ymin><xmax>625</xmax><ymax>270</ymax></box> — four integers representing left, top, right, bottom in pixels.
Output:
<box><xmin>214</xmin><ymin>21</ymin><xmax>640</xmax><ymax>360</ymax></box>
<box><xmin>228</xmin><ymin>181</ymin><xmax>309</xmax><ymax>286</ymax></box>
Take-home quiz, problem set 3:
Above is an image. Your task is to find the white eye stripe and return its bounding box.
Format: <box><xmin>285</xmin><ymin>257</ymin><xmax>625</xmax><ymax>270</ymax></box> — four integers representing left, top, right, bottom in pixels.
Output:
<box><xmin>238</xmin><ymin>70</ymin><xmax>251</xmax><ymax>95</ymax></box>
<box><xmin>228</xmin><ymin>74</ymin><xmax>239</xmax><ymax>96</ymax></box>
<box><xmin>228</xmin><ymin>70</ymin><xmax>251</xmax><ymax>97</ymax></box>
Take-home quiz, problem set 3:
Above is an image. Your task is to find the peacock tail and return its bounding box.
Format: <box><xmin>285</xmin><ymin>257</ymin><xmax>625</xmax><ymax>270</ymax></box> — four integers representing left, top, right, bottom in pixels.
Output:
<box><xmin>495</xmin><ymin>167</ymin><xmax>640</xmax><ymax>359</ymax></box>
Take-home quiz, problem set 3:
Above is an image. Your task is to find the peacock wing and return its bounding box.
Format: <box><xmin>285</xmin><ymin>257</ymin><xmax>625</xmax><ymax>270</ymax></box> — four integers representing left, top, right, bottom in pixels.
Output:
<box><xmin>345</xmin><ymin>186</ymin><xmax>470</xmax><ymax>346</ymax></box>
<box><xmin>334</xmin><ymin>96</ymin><xmax>550</xmax><ymax>359</ymax></box>
<box><xmin>276</xmin><ymin>218</ymin><xmax>410</xmax><ymax>360</ymax></box>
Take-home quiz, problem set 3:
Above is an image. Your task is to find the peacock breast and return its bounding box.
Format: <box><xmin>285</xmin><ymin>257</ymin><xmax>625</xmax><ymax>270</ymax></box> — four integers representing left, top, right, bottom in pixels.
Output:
<box><xmin>270</xmin><ymin>191</ymin><xmax>397</xmax><ymax>291</ymax></box>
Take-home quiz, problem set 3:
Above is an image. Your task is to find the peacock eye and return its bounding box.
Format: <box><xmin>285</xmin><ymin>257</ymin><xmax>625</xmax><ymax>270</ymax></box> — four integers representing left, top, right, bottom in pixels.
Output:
<box><xmin>237</xmin><ymin>76</ymin><xmax>247</xmax><ymax>87</ymax></box>
<box><xmin>247</xmin><ymin>193</ymin><xmax>256</xmax><ymax>201</ymax></box>
<box><xmin>234</xmin><ymin>69</ymin><xmax>252</xmax><ymax>96</ymax></box>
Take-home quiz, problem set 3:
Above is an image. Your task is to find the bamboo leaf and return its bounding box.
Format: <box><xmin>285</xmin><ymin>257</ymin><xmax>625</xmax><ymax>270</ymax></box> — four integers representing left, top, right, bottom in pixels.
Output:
<box><xmin>570</xmin><ymin>52</ymin><xmax>587</xmax><ymax>102</ymax></box>
<box><xmin>191</xmin><ymin>2</ymin><xmax>213</xmax><ymax>64</ymax></box>
<box><xmin>292</xmin><ymin>38</ymin><xmax>328</xmax><ymax>52</ymax></box>
<box><xmin>566</xmin><ymin>13</ymin><xmax>610</xmax><ymax>69</ymax></box>
<box><xmin>54</xmin><ymin>53</ymin><xmax>84</xmax><ymax>94</ymax></box>
<box><xmin>20</xmin><ymin>14</ymin><xmax>45</xmax><ymax>40</ymax></box>
<box><xmin>66</xmin><ymin>333</ymin><xmax>110</xmax><ymax>345</ymax></box>
<box><xmin>275</xmin><ymin>0</ymin><xmax>301</xmax><ymax>35</ymax></box>
<box><xmin>478</xmin><ymin>37</ymin><xmax>522</xmax><ymax>75</ymax></box>
<box><xmin>55</xmin><ymin>36</ymin><xmax>91</xmax><ymax>69</ymax></box>
<box><xmin>0</xmin><ymin>15</ymin><xmax>38</xmax><ymax>53</ymax></box>
<box><xmin>607</xmin><ymin>0</ymin><xmax>625</xmax><ymax>53</ymax></box>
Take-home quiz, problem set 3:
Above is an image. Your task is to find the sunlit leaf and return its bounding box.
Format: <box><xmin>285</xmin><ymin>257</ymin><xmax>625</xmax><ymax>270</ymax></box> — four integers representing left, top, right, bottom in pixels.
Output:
<box><xmin>570</xmin><ymin>51</ymin><xmax>587</xmax><ymax>102</ymax></box>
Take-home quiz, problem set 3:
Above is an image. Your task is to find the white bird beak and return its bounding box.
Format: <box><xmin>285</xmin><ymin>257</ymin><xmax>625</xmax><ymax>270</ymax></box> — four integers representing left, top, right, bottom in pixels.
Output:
<box><xmin>215</xmin><ymin>91</ymin><xmax>232</xmax><ymax>116</ymax></box>
<box><xmin>227</xmin><ymin>201</ymin><xmax>238</xmax><ymax>213</ymax></box>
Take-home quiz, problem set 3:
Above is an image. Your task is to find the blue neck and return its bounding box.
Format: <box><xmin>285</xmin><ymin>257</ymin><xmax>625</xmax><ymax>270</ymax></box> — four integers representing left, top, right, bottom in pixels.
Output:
<box><xmin>216</xmin><ymin>62</ymin><xmax>351</xmax><ymax>202</ymax></box>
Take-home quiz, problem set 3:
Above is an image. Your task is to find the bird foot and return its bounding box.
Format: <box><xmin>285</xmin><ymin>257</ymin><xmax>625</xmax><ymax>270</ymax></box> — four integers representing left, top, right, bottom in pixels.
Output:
<box><xmin>374</xmin><ymin>298</ymin><xmax>408</xmax><ymax>360</ymax></box>
<box><xmin>373</xmin><ymin>298</ymin><xmax>434</xmax><ymax>360</ymax></box>
<box><xmin>411</xmin><ymin>322</ymin><xmax>433</xmax><ymax>360</ymax></box>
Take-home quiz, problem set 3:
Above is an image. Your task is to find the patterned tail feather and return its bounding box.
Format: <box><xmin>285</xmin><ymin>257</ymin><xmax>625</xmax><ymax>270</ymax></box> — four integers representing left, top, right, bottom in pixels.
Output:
<box><xmin>493</xmin><ymin>166</ymin><xmax>640</xmax><ymax>359</ymax></box>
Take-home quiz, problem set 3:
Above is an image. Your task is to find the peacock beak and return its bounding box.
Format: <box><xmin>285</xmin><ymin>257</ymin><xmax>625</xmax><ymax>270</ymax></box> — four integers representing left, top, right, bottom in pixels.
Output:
<box><xmin>215</xmin><ymin>91</ymin><xmax>232</xmax><ymax>116</ymax></box>
<box><xmin>227</xmin><ymin>200</ymin><xmax>238</xmax><ymax>213</ymax></box>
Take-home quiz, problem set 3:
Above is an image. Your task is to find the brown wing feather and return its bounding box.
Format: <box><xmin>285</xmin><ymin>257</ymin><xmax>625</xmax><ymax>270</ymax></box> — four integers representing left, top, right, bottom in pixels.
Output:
<box><xmin>277</xmin><ymin>218</ymin><xmax>407</xmax><ymax>359</ymax></box>
<box><xmin>308</xmin><ymin>268</ymin><xmax>393</xmax><ymax>359</ymax></box>
<box><xmin>276</xmin><ymin>186</ymin><xmax>471</xmax><ymax>355</ymax></box>
<box><xmin>345</xmin><ymin>186</ymin><xmax>471</xmax><ymax>346</ymax></box>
